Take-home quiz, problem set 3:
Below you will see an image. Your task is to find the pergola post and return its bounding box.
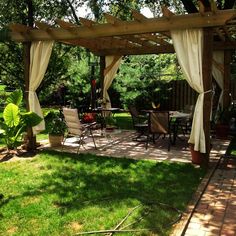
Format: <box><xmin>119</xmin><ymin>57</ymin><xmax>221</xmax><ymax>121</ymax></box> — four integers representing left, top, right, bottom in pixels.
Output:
<box><xmin>223</xmin><ymin>49</ymin><xmax>232</xmax><ymax>108</ymax></box>
<box><xmin>22</xmin><ymin>0</ymin><xmax>36</xmax><ymax>151</ymax></box>
<box><xmin>100</xmin><ymin>56</ymin><xmax>105</xmax><ymax>102</ymax></box>
<box><xmin>202</xmin><ymin>28</ymin><xmax>213</xmax><ymax>167</ymax></box>
<box><xmin>23</xmin><ymin>42</ymin><xmax>36</xmax><ymax>151</ymax></box>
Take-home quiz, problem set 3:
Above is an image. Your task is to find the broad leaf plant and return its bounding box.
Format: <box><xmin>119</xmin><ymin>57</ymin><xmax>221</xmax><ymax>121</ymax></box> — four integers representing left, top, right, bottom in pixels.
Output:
<box><xmin>0</xmin><ymin>89</ymin><xmax>42</xmax><ymax>150</ymax></box>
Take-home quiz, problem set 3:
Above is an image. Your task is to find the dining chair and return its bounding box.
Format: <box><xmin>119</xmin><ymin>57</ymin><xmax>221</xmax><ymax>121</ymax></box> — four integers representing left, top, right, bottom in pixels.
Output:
<box><xmin>128</xmin><ymin>105</ymin><xmax>148</xmax><ymax>140</ymax></box>
<box><xmin>62</xmin><ymin>107</ymin><xmax>97</xmax><ymax>152</ymax></box>
<box><xmin>146</xmin><ymin>111</ymin><xmax>172</xmax><ymax>151</ymax></box>
<box><xmin>179</xmin><ymin>105</ymin><xmax>195</xmax><ymax>135</ymax></box>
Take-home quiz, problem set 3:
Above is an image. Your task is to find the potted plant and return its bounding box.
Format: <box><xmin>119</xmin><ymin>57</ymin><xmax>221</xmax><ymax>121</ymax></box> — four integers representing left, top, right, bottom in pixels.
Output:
<box><xmin>189</xmin><ymin>143</ymin><xmax>204</xmax><ymax>165</ymax></box>
<box><xmin>45</xmin><ymin>110</ymin><xmax>67</xmax><ymax>147</ymax></box>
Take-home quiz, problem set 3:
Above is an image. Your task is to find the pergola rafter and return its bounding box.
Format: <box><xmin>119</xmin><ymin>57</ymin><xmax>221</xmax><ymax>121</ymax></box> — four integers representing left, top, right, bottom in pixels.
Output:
<box><xmin>7</xmin><ymin>8</ymin><xmax>236</xmax><ymax>56</ymax></box>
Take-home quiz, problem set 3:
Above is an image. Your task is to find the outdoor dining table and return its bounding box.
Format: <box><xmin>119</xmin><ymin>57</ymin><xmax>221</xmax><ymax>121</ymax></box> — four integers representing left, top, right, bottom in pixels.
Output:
<box><xmin>142</xmin><ymin>110</ymin><xmax>191</xmax><ymax>145</ymax></box>
<box><xmin>91</xmin><ymin>107</ymin><xmax>124</xmax><ymax>129</ymax></box>
<box><xmin>169</xmin><ymin>111</ymin><xmax>191</xmax><ymax>144</ymax></box>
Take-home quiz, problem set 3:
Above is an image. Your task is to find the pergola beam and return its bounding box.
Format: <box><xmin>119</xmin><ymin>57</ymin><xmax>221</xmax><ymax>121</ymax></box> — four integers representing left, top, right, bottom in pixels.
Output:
<box><xmin>161</xmin><ymin>6</ymin><xmax>175</xmax><ymax>18</ymax></box>
<box><xmin>56</xmin><ymin>19</ymin><xmax>77</xmax><ymax>29</ymax></box>
<box><xmin>9</xmin><ymin>10</ymin><xmax>236</xmax><ymax>42</ymax></box>
<box><xmin>132</xmin><ymin>9</ymin><xmax>147</xmax><ymax>21</ymax></box>
<box><xmin>87</xmin><ymin>41</ymin><xmax>236</xmax><ymax>56</ymax></box>
<box><xmin>79</xmin><ymin>17</ymin><xmax>95</xmax><ymax>27</ymax></box>
<box><xmin>95</xmin><ymin>45</ymin><xmax>176</xmax><ymax>56</ymax></box>
<box><xmin>63</xmin><ymin>36</ymin><xmax>138</xmax><ymax>49</ymax></box>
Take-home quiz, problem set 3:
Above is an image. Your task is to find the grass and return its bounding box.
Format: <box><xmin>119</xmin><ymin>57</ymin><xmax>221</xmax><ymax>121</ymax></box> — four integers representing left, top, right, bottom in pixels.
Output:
<box><xmin>114</xmin><ymin>112</ymin><xmax>133</xmax><ymax>130</ymax></box>
<box><xmin>0</xmin><ymin>150</ymin><xmax>205</xmax><ymax>235</ymax></box>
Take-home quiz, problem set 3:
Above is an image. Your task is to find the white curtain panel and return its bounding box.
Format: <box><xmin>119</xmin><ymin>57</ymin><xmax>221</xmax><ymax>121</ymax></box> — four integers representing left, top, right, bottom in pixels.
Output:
<box><xmin>171</xmin><ymin>28</ymin><xmax>207</xmax><ymax>153</ymax></box>
<box><xmin>212</xmin><ymin>51</ymin><xmax>224</xmax><ymax>110</ymax></box>
<box><xmin>103</xmin><ymin>55</ymin><xmax>122</xmax><ymax>109</ymax></box>
<box><xmin>29</xmin><ymin>41</ymin><xmax>54</xmax><ymax>134</ymax></box>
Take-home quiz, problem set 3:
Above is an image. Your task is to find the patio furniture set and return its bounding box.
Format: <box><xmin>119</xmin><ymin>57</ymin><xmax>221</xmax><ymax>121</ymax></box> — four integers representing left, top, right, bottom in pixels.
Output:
<box><xmin>61</xmin><ymin>106</ymin><xmax>192</xmax><ymax>153</ymax></box>
<box><xmin>129</xmin><ymin>107</ymin><xmax>192</xmax><ymax>151</ymax></box>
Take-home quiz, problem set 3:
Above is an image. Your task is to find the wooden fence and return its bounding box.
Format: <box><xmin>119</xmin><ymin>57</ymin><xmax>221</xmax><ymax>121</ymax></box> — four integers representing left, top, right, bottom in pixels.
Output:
<box><xmin>161</xmin><ymin>79</ymin><xmax>236</xmax><ymax>111</ymax></box>
<box><xmin>157</xmin><ymin>80</ymin><xmax>198</xmax><ymax>111</ymax></box>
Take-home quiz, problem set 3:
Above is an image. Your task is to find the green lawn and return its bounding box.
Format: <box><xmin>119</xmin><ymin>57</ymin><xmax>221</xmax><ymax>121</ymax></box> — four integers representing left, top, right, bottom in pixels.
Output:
<box><xmin>114</xmin><ymin>112</ymin><xmax>133</xmax><ymax>130</ymax></box>
<box><xmin>0</xmin><ymin>150</ymin><xmax>205</xmax><ymax>235</ymax></box>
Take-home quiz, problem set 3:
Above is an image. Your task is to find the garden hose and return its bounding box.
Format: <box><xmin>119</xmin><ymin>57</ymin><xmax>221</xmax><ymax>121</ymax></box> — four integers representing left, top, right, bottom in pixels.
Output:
<box><xmin>75</xmin><ymin>199</ymin><xmax>182</xmax><ymax>235</ymax></box>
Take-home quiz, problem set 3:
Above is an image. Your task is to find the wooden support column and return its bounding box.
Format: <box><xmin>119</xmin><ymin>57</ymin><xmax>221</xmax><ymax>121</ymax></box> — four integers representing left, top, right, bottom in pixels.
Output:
<box><xmin>23</xmin><ymin>0</ymin><xmax>36</xmax><ymax>151</ymax></box>
<box><xmin>23</xmin><ymin>42</ymin><xmax>36</xmax><ymax>151</ymax></box>
<box><xmin>202</xmin><ymin>28</ymin><xmax>213</xmax><ymax>168</ymax></box>
<box><xmin>100</xmin><ymin>56</ymin><xmax>106</xmax><ymax>101</ymax></box>
<box><xmin>223</xmin><ymin>50</ymin><xmax>232</xmax><ymax>108</ymax></box>
<box><xmin>90</xmin><ymin>63</ymin><xmax>96</xmax><ymax>109</ymax></box>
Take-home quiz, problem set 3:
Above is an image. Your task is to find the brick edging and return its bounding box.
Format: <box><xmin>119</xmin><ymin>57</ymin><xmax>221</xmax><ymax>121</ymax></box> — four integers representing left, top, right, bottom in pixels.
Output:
<box><xmin>170</xmin><ymin>155</ymin><xmax>222</xmax><ymax>236</ymax></box>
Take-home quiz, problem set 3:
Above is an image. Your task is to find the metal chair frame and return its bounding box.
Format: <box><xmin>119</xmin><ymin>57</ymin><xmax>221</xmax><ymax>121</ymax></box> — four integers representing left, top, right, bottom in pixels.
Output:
<box><xmin>146</xmin><ymin>111</ymin><xmax>172</xmax><ymax>151</ymax></box>
<box><xmin>62</xmin><ymin>108</ymin><xmax>97</xmax><ymax>153</ymax></box>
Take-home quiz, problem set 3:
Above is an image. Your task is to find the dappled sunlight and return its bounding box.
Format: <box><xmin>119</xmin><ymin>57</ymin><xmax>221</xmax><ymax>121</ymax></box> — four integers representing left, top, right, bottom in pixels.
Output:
<box><xmin>44</xmin><ymin>130</ymin><xmax>228</xmax><ymax>164</ymax></box>
<box><xmin>185</xmin><ymin>157</ymin><xmax>236</xmax><ymax>235</ymax></box>
<box><xmin>0</xmin><ymin>149</ymin><xmax>205</xmax><ymax>235</ymax></box>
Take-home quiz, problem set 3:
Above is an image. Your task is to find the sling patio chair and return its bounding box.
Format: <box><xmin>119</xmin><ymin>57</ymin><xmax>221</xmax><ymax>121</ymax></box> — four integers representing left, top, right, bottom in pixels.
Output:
<box><xmin>128</xmin><ymin>105</ymin><xmax>148</xmax><ymax>141</ymax></box>
<box><xmin>146</xmin><ymin>111</ymin><xmax>172</xmax><ymax>151</ymax></box>
<box><xmin>62</xmin><ymin>107</ymin><xmax>97</xmax><ymax>152</ymax></box>
<box><xmin>177</xmin><ymin>105</ymin><xmax>195</xmax><ymax>136</ymax></box>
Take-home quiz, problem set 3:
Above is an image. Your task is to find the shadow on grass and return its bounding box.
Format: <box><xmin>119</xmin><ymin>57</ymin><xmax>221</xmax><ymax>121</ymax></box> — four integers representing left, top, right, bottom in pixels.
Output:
<box><xmin>0</xmin><ymin>150</ymin><xmax>37</xmax><ymax>163</ymax></box>
<box><xmin>0</xmin><ymin>153</ymin><xmax>15</xmax><ymax>163</ymax></box>
<box><xmin>2</xmin><ymin>150</ymin><xmax>204</xmax><ymax>234</ymax></box>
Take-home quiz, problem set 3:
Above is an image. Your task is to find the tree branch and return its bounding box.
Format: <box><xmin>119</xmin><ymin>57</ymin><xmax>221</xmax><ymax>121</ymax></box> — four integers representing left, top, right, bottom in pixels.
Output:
<box><xmin>65</xmin><ymin>0</ymin><xmax>80</xmax><ymax>24</ymax></box>
<box><xmin>180</xmin><ymin>0</ymin><xmax>198</xmax><ymax>13</ymax></box>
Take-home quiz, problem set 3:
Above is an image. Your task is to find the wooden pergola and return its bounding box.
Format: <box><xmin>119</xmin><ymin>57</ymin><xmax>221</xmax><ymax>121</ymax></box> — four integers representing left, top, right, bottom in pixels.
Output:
<box><xmin>5</xmin><ymin>3</ymin><xmax>236</xmax><ymax>166</ymax></box>
<box><xmin>8</xmin><ymin>7</ymin><xmax>236</xmax><ymax>55</ymax></box>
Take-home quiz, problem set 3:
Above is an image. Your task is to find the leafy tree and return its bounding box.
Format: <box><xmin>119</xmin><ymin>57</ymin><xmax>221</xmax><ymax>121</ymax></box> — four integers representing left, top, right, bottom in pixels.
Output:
<box><xmin>112</xmin><ymin>54</ymin><xmax>181</xmax><ymax>110</ymax></box>
<box><xmin>0</xmin><ymin>0</ymin><xmax>86</xmax><ymax>99</ymax></box>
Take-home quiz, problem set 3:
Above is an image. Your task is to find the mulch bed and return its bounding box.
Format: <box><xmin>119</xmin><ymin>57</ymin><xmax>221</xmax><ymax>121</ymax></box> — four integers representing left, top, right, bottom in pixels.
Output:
<box><xmin>0</xmin><ymin>147</ymin><xmax>37</xmax><ymax>162</ymax></box>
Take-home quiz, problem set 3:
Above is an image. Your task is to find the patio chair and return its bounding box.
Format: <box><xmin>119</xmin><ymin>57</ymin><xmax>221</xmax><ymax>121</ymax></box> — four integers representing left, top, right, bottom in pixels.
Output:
<box><xmin>178</xmin><ymin>105</ymin><xmax>195</xmax><ymax>135</ymax></box>
<box><xmin>62</xmin><ymin>107</ymin><xmax>97</xmax><ymax>152</ymax></box>
<box><xmin>128</xmin><ymin>105</ymin><xmax>148</xmax><ymax>140</ymax></box>
<box><xmin>146</xmin><ymin>111</ymin><xmax>172</xmax><ymax>151</ymax></box>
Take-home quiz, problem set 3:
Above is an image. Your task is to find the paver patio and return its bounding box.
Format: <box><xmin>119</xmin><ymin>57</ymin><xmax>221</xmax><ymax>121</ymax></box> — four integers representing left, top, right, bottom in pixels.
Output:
<box><xmin>44</xmin><ymin>130</ymin><xmax>228</xmax><ymax>163</ymax></box>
